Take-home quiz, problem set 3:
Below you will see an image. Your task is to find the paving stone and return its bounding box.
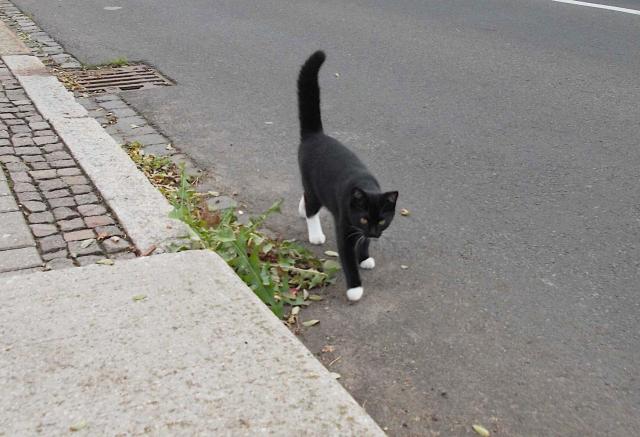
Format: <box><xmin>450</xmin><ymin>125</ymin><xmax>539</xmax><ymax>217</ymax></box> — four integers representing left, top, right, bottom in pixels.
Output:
<box><xmin>99</xmin><ymin>99</ymin><xmax>128</xmax><ymax>110</ymax></box>
<box><xmin>0</xmin><ymin>246</ymin><xmax>41</xmax><ymax>273</ymax></box>
<box><xmin>94</xmin><ymin>225</ymin><xmax>123</xmax><ymax>238</ymax></box>
<box><xmin>67</xmin><ymin>239</ymin><xmax>102</xmax><ymax>257</ymax></box>
<box><xmin>9</xmin><ymin>124</ymin><xmax>30</xmax><ymax>134</ymax></box>
<box><xmin>27</xmin><ymin>211</ymin><xmax>54</xmax><ymax>224</ymax></box>
<box><xmin>34</xmin><ymin>136</ymin><xmax>58</xmax><ymax>146</ymax></box>
<box><xmin>62</xmin><ymin>176</ymin><xmax>88</xmax><ymax>185</ymax></box>
<box><xmin>29</xmin><ymin>121</ymin><xmax>49</xmax><ymax>131</ymax></box>
<box><xmin>48</xmin><ymin>197</ymin><xmax>75</xmax><ymax>208</ymax></box>
<box><xmin>38</xmin><ymin>178</ymin><xmax>67</xmax><ymax>192</ymax></box>
<box><xmin>52</xmin><ymin>207</ymin><xmax>78</xmax><ymax>220</ymax></box>
<box><xmin>77</xmin><ymin>204</ymin><xmax>106</xmax><ymax>217</ymax></box>
<box><xmin>29</xmin><ymin>169</ymin><xmax>57</xmax><ymax>180</ymax></box>
<box><xmin>110</xmin><ymin>251</ymin><xmax>136</xmax><ymax>260</ymax></box>
<box><xmin>76</xmin><ymin>255</ymin><xmax>107</xmax><ymax>266</ymax></box>
<box><xmin>95</xmin><ymin>94</ymin><xmax>119</xmax><ymax>102</ymax></box>
<box><xmin>57</xmin><ymin>167</ymin><xmax>81</xmax><ymax>176</ymax></box>
<box><xmin>0</xmin><ymin>154</ymin><xmax>21</xmax><ymax>164</ymax></box>
<box><xmin>142</xmin><ymin>143</ymin><xmax>174</xmax><ymax>157</ymax></box>
<box><xmin>110</xmin><ymin>107</ymin><xmax>136</xmax><ymax>118</ymax></box>
<box><xmin>39</xmin><ymin>234</ymin><xmax>66</xmax><ymax>253</ymax></box>
<box><xmin>42</xmin><ymin>249</ymin><xmax>69</xmax><ymax>261</ymax></box>
<box><xmin>45</xmin><ymin>257</ymin><xmax>75</xmax><ymax>269</ymax></box>
<box><xmin>16</xmin><ymin>191</ymin><xmax>42</xmax><ymax>203</ymax></box>
<box><xmin>22</xmin><ymin>200</ymin><xmax>47</xmax><ymax>213</ymax></box>
<box><xmin>35</xmin><ymin>130</ymin><xmax>56</xmax><ymax>137</ymax></box>
<box><xmin>50</xmin><ymin>160</ymin><xmax>75</xmax><ymax>168</ymax></box>
<box><xmin>128</xmin><ymin>133</ymin><xmax>168</xmax><ymax>146</ymax></box>
<box><xmin>11</xmin><ymin>136</ymin><xmax>33</xmax><ymax>147</ymax></box>
<box><xmin>30</xmin><ymin>162</ymin><xmax>51</xmax><ymax>170</ymax></box>
<box><xmin>84</xmin><ymin>215</ymin><xmax>114</xmax><ymax>228</ymax></box>
<box><xmin>64</xmin><ymin>229</ymin><xmax>95</xmax><ymax>242</ymax></box>
<box><xmin>8</xmin><ymin>171</ymin><xmax>31</xmax><ymax>183</ymax></box>
<box><xmin>75</xmin><ymin>193</ymin><xmax>98</xmax><ymax>205</ymax></box>
<box><xmin>43</xmin><ymin>189</ymin><xmax>70</xmax><ymax>200</ymax></box>
<box><xmin>12</xmin><ymin>182</ymin><xmax>36</xmax><ymax>193</ymax></box>
<box><xmin>0</xmin><ymin>139</ymin><xmax>11</xmax><ymax>146</ymax></box>
<box><xmin>102</xmin><ymin>236</ymin><xmax>132</xmax><ymax>254</ymax></box>
<box><xmin>43</xmin><ymin>142</ymin><xmax>64</xmax><ymax>153</ymax></box>
<box><xmin>70</xmin><ymin>184</ymin><xmax>92</xmax><ymax>195</ymax></box>
<box><xmin>0</xmin><ymin>146</ymin><xmax>13</xmax><ymax>155</ymax></box>
<box><xmin>45</xmin><ymin>151</ymin><xmax>72</xmax><ymax>162</ymax></box>
<box><xmin>0</xmin><ymin>211</ymin><xmax>35</xmax><ymax>250</ymax></box>
<box><xmin>58</xmin><ymin>217</ymin><xmax>85</xmax><ymax>232</ymax></box>
<box><xmin>15</xmin><ymin>147</ymin><xmax>40</xmax><ymax>156</ymax></box>
<box><xmin>30</xmin><ymin>223</ymin><xmax>58</xmax><ymax>237</ymax></box>
<box><xmin>0</xmin><ymin>178</ymin><xmax>9</xmax><ymax>196</ymax></box>
<box><xmin>22</xmin><ymin>155</ymin><xmax>45</xmax><ymax>163</ymax></box>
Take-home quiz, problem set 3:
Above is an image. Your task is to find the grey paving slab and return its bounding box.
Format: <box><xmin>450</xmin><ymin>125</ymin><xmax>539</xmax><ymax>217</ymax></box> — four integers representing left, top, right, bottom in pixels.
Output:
<box><xmin>0</xmin><ymin>177</ymin><xmax>9</xmax><ymax>195</ymax></box>
<box><xmin>0</xmin><ymin>251</ymin><xmax>383</xmax><ymax>436</ymax></box>
<box><xmin>0</xmin><ymin>210</ymin><xmax>35</xmax><ymax>250</ymax></box>
<box><xmin>0</xmin><ymin>245</ymin><xmax>40</xmax><ymax>273</ymax></box>
<box><xmin>0</xmin><ymin>193</ymin><xmax>18</xmax><ymax>212</ymax></box>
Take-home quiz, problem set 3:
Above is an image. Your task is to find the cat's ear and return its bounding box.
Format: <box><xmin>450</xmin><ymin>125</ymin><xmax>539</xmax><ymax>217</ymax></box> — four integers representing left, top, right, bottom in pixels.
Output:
<box><xmin>351</xmin><ymin>187</ymin><xmax>367</xmax><ymax>209</ymax></box>
<box><xmin>384</xmin><ymin>191</ymin><xmax>399</xmax><ymax>205</ymax></box>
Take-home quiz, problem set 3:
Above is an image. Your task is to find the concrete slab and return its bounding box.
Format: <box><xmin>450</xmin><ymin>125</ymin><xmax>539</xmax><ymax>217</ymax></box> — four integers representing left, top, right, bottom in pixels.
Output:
<box><xmin>0</xmin><ymin>246</ymin><xmax>41</xmax><ymax>273</ymax></box>
<box><xmin>0</xmin><ymin>211</ymin><xmax>35</xmax><ymax>250</ymax></box>
<box><xmin>0</xmin><ymin>177</ymin><xmax>10</xmax><ymax>196</ymax></box>
<box><xmin>0</xmin><ymin>22</ymin><xmax>30</xmax><ymax>55</ymax></box>
<box><xmin>0</xmin><ymin>194</ymin><xmax>18</xmax><ymax>212</ymax></box>
<box><xmin>0</xmin><ymin>251</ymin><xmax>384</xmax><ymax>436</ymax></box>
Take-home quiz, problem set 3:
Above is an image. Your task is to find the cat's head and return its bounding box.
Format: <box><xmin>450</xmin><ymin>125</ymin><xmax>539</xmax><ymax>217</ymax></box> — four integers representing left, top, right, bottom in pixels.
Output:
<box><xmin>349</xmin><ymin>187</ymin><xmax>398</xmax><ymax>238</ymax></box>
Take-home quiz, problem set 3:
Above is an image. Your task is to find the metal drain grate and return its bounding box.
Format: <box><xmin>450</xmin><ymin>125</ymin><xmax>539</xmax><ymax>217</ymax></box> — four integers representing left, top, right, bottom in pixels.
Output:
<box><xmin>70</xmin><ymin>65</ymin><xmax>173</xmax><ymax>94</ymax></box>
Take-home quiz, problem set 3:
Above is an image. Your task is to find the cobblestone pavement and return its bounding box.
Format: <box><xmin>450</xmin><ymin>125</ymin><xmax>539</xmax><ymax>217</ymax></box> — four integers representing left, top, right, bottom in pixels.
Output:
<box><xmin>0</xmin><ymin>61</ymin><xmax>134</xmax><ymax>275</ymax></box>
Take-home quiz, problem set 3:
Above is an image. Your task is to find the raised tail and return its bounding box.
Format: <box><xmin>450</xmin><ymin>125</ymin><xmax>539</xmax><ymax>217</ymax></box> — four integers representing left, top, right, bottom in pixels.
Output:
<box><xmin>297</xmin><ymin>50</ymin><xmax>326</xmax><ymax>138</ymax></box>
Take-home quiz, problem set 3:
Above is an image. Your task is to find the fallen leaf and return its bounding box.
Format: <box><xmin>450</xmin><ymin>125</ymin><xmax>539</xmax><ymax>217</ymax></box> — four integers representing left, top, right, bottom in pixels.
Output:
<box><xmin>400</xmin><ymin>208</ymin><xmax>410</xmax><ymax>216</ymax></box>
<box><xmin>322</xmin><ymin>345</ymin><xmax>335</xmax><ymax>353</ymax></box>
<box><xmin>132</xmin><ymin>294</ymin><xmax>147</xmax><ymax>302</ymax></box>
<box><xmin>291</xmin><ymin>306</ymin><xmax>300</xmax><ymax>316</ymax></box>
<box><xmin>308</xmin><ymin>295</ymin><xmax>324</xmax><ymax>301</ymax></box>
<box><xmin>130</xmin><ymin>124</ymin><xmax>140</xmax><ymax>129</ymax></box>
<box><xmin>69</xmin><ymin>420</ymin><xmax>87</xmax><ymax>432</ymax></box>
<box><xmin>96</xmin><ymin>259</ymin><xmax>114</xmax><ymax>266</ymax></box>
<box><xmin>472</xmin><ymin>424</ymin><xmax>490</xmax><ymax>437</ymax></box>
<box><xmin>303</xmin><ymin>289</ymin><xmax>309</xmax><ymax>300</ymax></box>
<box><xmin>140</xmin><ymin>245</ymin><xmax>156</xmax><ymax>257</ymax></box>
<box><xmin>322</xmin><ymin>259</ymin><xmax>340</xmax><ymax>272</ymax></box>
<box><xmin>96</xmin><ymin>232</ymin><xmax>109</xmax><ymax>241</ymax></box>
<box><xmin>330</xmin><ymin>372</ymin><xmax>341</xmax><ymax>379</ymax></box>
<box><xmin>302</xmin><ymin>319</ymin><xmax>320</xmax><ymax>327</ymax></box>
<box><xmin>80</xmin><ymin>238</ymin><xmax>95</xmax><ymax>248</ymax></box>
<box><xmin>208</xmin><ymin>191</ymin><xmax>220</xmax><ymax>197</ymax></box>
<box><xmin>264</xmin><ymin>121</ymin><xmax>274</xmax><ymax>125</ymax></box>
<box><xmin>401</xmin><ymin>265</ymin><xmax>409</xmax><ymax>270</ymax></box>
<box><xmin>165</xmin><ymin>144</ymin><xmax>174</xmax><ymax>150</ymax></box>
<box><xmin>324</xmin><ymin>250</ymin><xmax>339</xmax><ymax>257</ymax></box>
<box><xmin>334</xmin><ymin>72</ymin><xmax>340</xmax><ymax>78</ymax></box>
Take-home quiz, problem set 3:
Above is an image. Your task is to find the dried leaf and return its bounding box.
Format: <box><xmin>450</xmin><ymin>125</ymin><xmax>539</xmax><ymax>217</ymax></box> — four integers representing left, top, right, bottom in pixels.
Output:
<box><xmin>308</xmin><ymin>294</ymin><xmax>324</xmax><ymax>301</ymax></box>
<box><xmin>401</xmin><ymin>265</ymin><xmax>409</xmax><ymax>270</ymax></box>
<box><xmin>330</xmin><ymin>372</ymin><xmax>341</xmax><ymax>379</ymax></box>
<box><xmin>302</xmin><ymin>319</ymin><xmax>320</xmax><ymax>327</ymax></box>
<box><xmin>140</xmin><ymin>245</ymin><xmax>156</xmax><ymax>257</ymax></box>
<box><xmin>400</xmin><ymin>208</ymin><xmax>410</xmax><ymax>216</ymax></box>
<box><xmin>132</xmin><ymin>294</ymin><xmax>147</xmax><ymax>302</ymax></box>
<box><xmin>324</xmin><ymin>250</ymin><xmax>339</xmax><ymax>257</ymax></box>
<box><xmin>80</xmin><ymin>238</ymin><xmax>95</xmax><ymax>249</ymax></box>
<box><xmin>472</xmin><ymin>424</ymin><xmax>490</xmax><ymax>437</ymax></box>
<box><xmin>303</xmin><ymin>289</ymin><xmax>309</xmax><ymax>300</ymax></box>
<box><xmin>291</xmin><ymin>306</ymin><xmax>300</xmax><ymax>316</ymax></box>
<box><xmin>322</xmin><ymin>345</ymin><xmax>335</xmax><ymax>353</ymax></box>
<box><xmin>96</xmin><ymin>232</ymin><xmax>109</xmax><ymax>241</ymax></box>
<box><xmin>96</xmin><ymin>259</ymin><xmax>114</xmax><ymax>266</ymax></box>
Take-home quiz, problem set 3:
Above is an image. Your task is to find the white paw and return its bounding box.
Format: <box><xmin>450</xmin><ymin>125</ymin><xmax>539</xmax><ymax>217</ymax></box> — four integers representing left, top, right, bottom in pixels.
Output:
<box><xmin>309</xmin><ymin>232</ymin><xmax>326</xmax><ymax>245</ymax></box>
<box><xmin>347</xmin><ymin>287</ymin><xmax>364</xmax><ymax>301</ymax></box>
<box><xmin>359</xmin><ymin>257</ymin><xmax>375</xmax><ymax>269</ymax></box>
<box><xmin>298</xmin><ymin>196</ymin><xmax>306</xmax><ymax>218</ymax></box>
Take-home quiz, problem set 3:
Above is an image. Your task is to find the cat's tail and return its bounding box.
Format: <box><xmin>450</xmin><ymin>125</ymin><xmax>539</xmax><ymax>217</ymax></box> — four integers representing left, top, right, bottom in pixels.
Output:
<box><xmin>297</xmin><ymin>50</ymin><xmax>326</xmax><ymax>138</ymax></box>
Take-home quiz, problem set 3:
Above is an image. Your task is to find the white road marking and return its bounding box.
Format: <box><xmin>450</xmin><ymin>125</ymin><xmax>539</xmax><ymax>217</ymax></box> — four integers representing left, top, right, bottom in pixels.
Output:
<box><xmin>552</xmin><ymin>0</ymin><xmax>640</xmax><ymax>16</ymax></box>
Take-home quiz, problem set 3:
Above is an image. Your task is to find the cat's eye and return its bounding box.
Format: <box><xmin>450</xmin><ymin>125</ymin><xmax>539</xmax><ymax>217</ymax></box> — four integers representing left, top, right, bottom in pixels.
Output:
<box><xmin>360</xmin><ymin>217</ymin><xmax>368</xmax><ymax>225</ymax></box>
<box><xmin>378</xmin><ymin>220</ymin><xmax>385</xmax><ymax>225</ymax></box>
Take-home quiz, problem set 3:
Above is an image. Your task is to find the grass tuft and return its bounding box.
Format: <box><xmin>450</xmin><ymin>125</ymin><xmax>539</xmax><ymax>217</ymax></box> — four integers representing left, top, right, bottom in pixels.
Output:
<box><xmin>124</xmin><ymin>142</ymin><xmax>338</xmax><ymax>318</ymax></box>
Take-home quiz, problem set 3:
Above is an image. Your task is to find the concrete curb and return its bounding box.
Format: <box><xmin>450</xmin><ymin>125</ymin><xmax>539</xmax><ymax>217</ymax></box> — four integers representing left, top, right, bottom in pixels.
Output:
<box><xmin>1</xmin><ymin>53</ymin><xmax>189</xmax><ymax>252</ymax></box>
<box><xmin>0</xmin><ymin>250</ymin><xmax>385</xmax><ymax>435</ymax></box>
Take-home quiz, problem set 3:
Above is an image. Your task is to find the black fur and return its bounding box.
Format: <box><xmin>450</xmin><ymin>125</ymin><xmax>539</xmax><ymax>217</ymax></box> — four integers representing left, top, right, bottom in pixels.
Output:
<box><xmin>297</xmin><ymin>50</ymin><xmax>398</xmax><ymax>292</ymax></box>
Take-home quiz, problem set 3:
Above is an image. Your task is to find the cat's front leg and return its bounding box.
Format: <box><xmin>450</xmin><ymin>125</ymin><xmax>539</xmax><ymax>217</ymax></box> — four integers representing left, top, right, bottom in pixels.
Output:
<box><xmin>357</xmin><ymin>238</ymin><xmax>375</xmax><ymax>269</ymax></box>
<box><xmin>338</xmin><ymin>224</ymin><xmax>363</xmax><ymax>301</ymax></box>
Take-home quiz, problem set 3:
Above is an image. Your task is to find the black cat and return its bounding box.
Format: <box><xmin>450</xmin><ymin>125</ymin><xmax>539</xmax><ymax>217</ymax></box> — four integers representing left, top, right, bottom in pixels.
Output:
<box><xmin>297</xmin><ymin>50</ymin><xmax>398</xmax><ymax>302</ymax></box>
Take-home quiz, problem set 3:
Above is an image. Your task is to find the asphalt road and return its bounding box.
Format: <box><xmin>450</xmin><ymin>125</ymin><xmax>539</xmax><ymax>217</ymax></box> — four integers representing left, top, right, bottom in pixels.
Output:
<box><xmin>13</xmin><ymin>0</ymin><xmax>640</xmax><ymax>435</ymax></box>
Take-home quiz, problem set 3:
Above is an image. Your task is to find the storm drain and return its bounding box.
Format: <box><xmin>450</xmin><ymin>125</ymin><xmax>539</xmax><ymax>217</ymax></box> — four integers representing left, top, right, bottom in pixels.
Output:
<box><xmin>69</xmin><ymin>65</ymin><xmax>173</xmax><ymax>94</ymax></box>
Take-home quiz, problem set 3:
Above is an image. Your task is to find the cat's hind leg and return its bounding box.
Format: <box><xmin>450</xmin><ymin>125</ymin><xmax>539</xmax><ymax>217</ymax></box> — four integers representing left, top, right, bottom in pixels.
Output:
<box><xmin>302</xmin><ymin>192</ymin><xmax>325</xmax><ymax>245</ymax></box>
